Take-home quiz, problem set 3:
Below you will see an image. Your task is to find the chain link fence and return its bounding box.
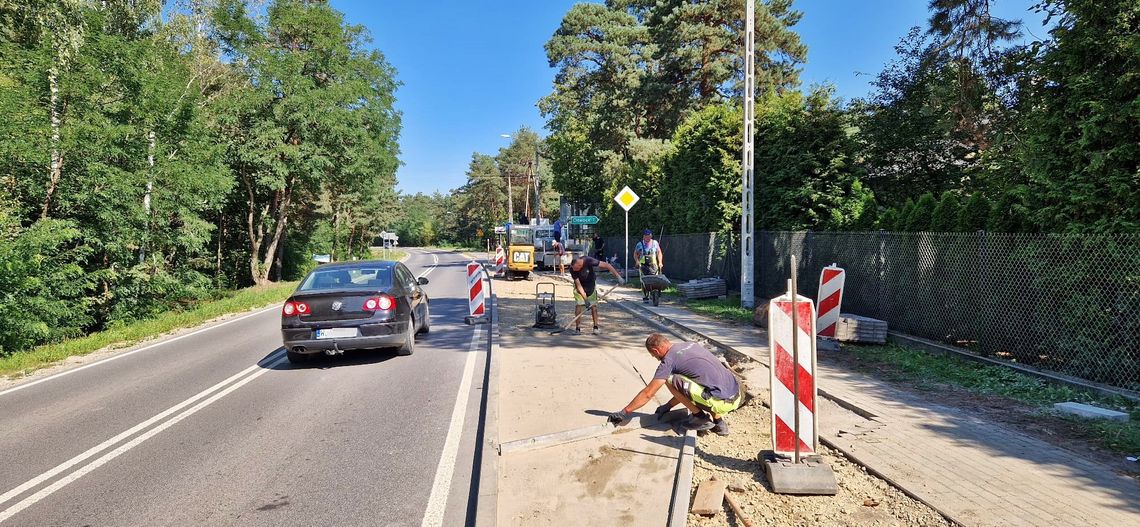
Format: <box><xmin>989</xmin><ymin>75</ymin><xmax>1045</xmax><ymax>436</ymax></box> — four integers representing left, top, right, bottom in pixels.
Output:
<box><xmin>602</xmin><ymin>231</ymin><xmax>1140</xmax><ymax>392</ymax></box>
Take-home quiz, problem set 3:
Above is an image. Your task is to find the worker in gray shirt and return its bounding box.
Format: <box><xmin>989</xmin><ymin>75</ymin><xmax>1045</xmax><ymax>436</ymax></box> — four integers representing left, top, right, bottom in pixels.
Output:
<box><xmin>608</xmin><ymin>334</ymin><xmax>742</xmax><ymax>435</ymax></box>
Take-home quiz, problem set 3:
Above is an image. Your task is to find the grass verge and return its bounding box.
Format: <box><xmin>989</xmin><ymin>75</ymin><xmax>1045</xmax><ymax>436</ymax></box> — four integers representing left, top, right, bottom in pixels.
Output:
<box><xmin>844</xmin><ymin>343</ymin><xmax>1140</xmax><ymax>456</ymax></box>
<box><xmin>369</xmin><ymin>247</ymin><xmax>407</xmax><ymax>261</ymax></box>
<box><xmin>684</xmin><ymin>295</ymin><xmax>753</xmax><ymax>325</ymax></box>
<box><xmin>0</xmin><ymin>281</ymin><xmax>298</xmax><ymax>379</ymax></box>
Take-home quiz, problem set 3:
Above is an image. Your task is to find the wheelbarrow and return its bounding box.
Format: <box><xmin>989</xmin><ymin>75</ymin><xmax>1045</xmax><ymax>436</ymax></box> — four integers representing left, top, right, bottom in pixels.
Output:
<box><xmin>640</xmin><ymin>271</ymin><xmax>671</xmax><ymax>307</ymax></box>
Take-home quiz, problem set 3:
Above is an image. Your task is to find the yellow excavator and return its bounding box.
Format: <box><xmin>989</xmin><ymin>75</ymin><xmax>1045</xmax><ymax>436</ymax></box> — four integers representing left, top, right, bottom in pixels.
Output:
<box><xmin>506</xmin><ymin>224</ymin><xmax>535</xmax><ymax>280</ymax></box>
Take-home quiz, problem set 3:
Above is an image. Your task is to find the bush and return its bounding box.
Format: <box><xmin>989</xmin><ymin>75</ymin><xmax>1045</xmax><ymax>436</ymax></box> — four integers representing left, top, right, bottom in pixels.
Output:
<box><xmin>0</xmin><ymin>219</ymin><xmax>93</xmax><ymax>355</ymax></box>
<box><xmin>958</xmin><ymin>194</ymin><xmax>992</xmax><ymax>231</ymax></box>
<box><xmin>905</xmin><ymin>192</ymin><xmax>937</xmax><ymax>232</ymax></box>
<box><xmin>931</xmin><ymin>191</ymin><xmax>961</xmax><ymax>231</ymax></box>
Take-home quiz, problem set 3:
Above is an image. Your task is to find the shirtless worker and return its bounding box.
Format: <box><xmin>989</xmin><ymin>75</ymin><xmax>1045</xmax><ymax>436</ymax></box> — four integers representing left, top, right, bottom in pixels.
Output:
<box><xmin>608</xmin><ymin>334</ymin><xmax>742</xmax><ymax>435</ymax></box>
<box><xmin>568</xmin><ymin>254</ymin><xmax>623</xmax><ymax>335</ymax></box>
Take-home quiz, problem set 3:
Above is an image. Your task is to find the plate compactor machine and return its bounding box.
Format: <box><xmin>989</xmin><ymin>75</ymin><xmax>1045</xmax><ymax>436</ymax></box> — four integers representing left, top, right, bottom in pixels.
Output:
<box><xmin>533</xmin><ymin>283</ymin><xmax>558</xmax><ymax>329</ymax></box>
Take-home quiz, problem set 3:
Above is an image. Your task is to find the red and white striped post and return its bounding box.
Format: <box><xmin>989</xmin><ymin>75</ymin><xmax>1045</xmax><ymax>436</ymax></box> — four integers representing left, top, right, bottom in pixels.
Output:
<box><xmin>816</xmin><ymin>264</ymin><xmax>845</xmax><ymax>339</ymax></box>
<box><xmin>494</xmin><ymin>245</ymin><xmax>506</xmax><ymax>277</ymax></box>
<box><xmin>465</xmin><ymin>261</ymin><xmax>488</xmax><ymax>324</ymax></box>
<box><xmin>768</xmin><ymin>288</ymin><xmax>819</xmax><ymax>459</ymax></box>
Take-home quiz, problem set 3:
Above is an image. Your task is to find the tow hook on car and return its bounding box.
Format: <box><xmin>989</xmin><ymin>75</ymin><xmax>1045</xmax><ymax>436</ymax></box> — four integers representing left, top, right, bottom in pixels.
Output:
<box><xmin>324</xmin><ymin>343</ymin><xmax>345</xmax><ymax>356</ymax></box>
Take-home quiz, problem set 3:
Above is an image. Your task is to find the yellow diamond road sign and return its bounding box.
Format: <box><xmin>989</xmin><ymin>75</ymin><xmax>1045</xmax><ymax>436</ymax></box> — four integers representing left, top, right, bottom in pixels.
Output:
<box><xmin>614</xmin><ymin>186</ymin><xmax>640</xmax><ymax>211</ymax></box>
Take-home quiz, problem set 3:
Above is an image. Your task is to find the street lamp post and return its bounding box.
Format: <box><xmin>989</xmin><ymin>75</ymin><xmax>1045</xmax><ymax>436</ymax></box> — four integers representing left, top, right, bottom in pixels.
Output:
<box><xmin>740</xmin><ymin>1</ymin><xmax>756</xmax><ymax>310</ymax></box>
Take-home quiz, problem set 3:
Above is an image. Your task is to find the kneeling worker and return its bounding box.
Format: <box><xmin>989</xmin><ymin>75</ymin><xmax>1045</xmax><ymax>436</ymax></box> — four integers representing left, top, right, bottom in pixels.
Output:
<box><xmin>608</xmin><ymin>334</ymin><xmax>742</xmax><ymax>435</ymax></box>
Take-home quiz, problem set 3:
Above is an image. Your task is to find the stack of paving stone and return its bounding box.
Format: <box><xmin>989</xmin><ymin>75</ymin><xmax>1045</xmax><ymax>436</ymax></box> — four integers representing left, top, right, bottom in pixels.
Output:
<box><xmin>834</xmin><ymin>314</ymin><xmax>888</xmax><ymax>344</ymax></box>
<box><xmin>677</xmin><ymin>278</ymin><xmax>728</xmax><ymax>300</ymax></box>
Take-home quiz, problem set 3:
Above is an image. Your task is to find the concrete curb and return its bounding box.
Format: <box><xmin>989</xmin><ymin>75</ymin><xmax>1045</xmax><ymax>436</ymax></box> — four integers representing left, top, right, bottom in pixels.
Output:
<box><xmin>667</xmin><ymin>430</ymin><xmax>698</xmax><ymax>527</ymax></box>
<box><xmin>615</xmin><ymin>299</ymin><xmax>967</xmax><ymax>527</ymax></box>
<box><xmin>473</xmin><ymin>272</ymin><xmax>500</xmax><ymax>526</ymax></box>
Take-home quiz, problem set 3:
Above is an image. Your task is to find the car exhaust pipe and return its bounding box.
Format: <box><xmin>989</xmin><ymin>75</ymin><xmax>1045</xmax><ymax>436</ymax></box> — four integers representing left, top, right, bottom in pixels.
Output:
<box><xmin>292</xmin><ymin>346</ymin><xmax>306</xmax><ymax>354</ymax></box>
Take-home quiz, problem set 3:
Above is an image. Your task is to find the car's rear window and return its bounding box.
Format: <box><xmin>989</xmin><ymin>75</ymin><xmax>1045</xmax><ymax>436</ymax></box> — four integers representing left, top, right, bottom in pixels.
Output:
<box><xmin>299</xmin><ymin>267</ymin><xmax>392</xmax><ymax>291</ymax></box>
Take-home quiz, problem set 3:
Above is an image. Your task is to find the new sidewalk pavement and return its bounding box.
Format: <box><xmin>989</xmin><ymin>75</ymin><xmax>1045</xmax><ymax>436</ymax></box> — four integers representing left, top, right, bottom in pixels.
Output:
<box><xmin>491</xmin><ymin>277</ymin><xmax>687</xmax><ymax>526</ymax></box>
<box><xmin>606</xmin><ymin>283</ymin><xmax>1140</xmax><ymax>527</ymax></box>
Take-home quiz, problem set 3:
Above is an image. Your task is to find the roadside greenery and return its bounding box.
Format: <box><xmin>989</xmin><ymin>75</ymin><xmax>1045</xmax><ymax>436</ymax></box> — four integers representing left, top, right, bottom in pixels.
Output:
<box><xmin>684</xmin><ymin>296</ymin><xmax>754</xmax><ymax>326</ymax></box>
<box><xmin>845</xmin><ymin>343</ymin><xmax>1140</xmax><ymax>456</ymax></box>
<box><xmin>0</xmin><ymin>281</ymin><xmax>297</xmax><ymax>379</ymax></box>
<box><xmin>368</xmin><ymin>247</ymin><xmax>407</xmax><ymax>262</ymax></box>
<box><xmin>0</xmin><ymin>1</ymin><xmax>400</xmax><ymax>358</ymax></box>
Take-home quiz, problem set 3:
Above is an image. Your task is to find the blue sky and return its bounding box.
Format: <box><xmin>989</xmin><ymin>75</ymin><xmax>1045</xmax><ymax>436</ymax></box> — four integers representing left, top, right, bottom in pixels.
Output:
<box><xmin>336</xmin><ymin>0</ymin><xmax>1046</xmax><ymax>196</ymax></box>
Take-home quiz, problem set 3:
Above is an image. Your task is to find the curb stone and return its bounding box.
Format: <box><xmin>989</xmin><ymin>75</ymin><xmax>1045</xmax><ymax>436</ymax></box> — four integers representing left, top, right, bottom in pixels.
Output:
<box><xmin>474</xmin><ymin>261</ymin><xmax>500</xmax><ymax>526</ymax></box>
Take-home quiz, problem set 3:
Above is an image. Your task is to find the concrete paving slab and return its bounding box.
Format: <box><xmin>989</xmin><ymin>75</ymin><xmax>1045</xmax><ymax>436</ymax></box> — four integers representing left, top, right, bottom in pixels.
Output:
<box><xmin>499</xmin><ymin>431</ymin><xmax>682</xmax><ymax>526</ymax></box>
<box><xmin>1053</xmin><ymin>401</ymin><xmax>1130</xmax><ymax>421</ymax></box>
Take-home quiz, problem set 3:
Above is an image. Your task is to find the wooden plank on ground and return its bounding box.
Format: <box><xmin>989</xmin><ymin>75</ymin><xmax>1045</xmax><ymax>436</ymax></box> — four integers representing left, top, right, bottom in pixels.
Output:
<box><xmin>690</xmin><ymin>477</ymin><xmax>726</xmax><ymax>516</ymax></box>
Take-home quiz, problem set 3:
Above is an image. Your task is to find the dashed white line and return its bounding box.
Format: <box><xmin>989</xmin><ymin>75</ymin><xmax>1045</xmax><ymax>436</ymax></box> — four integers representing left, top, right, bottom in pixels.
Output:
<box><xmin>420</xmin><ymin>325</ymin><xmax>483</xmax><ymax>527</ymax></box>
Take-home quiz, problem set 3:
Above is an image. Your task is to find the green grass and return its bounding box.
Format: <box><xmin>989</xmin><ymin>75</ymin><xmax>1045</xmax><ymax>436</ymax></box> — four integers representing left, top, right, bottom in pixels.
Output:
<box><xmin>684</xmin><ymin>295</ymin><xmax>754</xmax><ymax>325</ymax></box>
<box><xmin>0</xmin><ymin>281</ymin><xmax>299</xmax><ymax>379</ymax></box>
<box><xmin>369</xmin><ymin>247</ymin><xmax>407</xmax><ymax>261</ymax></box>
<box><xmin>846</xmin><ymin>343</ymin><xmax>1140</xmax><ymax>455</ymax></box>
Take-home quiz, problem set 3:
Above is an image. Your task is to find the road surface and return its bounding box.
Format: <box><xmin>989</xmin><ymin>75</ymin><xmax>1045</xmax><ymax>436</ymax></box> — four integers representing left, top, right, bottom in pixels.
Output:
<box><xmin>0</xmin><ymin>248</ymin><xmax>492</xmax><ymax>526</ymax></box>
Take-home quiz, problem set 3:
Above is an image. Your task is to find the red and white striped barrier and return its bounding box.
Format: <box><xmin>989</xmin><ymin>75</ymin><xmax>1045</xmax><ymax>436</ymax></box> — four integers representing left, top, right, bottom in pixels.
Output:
<box><xmin>494</xmin><ymin>245</ymin><xmax>506</xmax><ymax>276</ymax></box>
<box><xmin>816</xmin><ymin>264</ymin><xmax>845</xmax><ymax>339</ymax></box>
<box><xmin>467</xmin><ymin>261</ymin><xmax>485</xmax><ymax>318</ymax></box>
<box><xmin>768</xmin><ymin>292</ymin><xmax>819</xmax><ymax>457</ymax></box>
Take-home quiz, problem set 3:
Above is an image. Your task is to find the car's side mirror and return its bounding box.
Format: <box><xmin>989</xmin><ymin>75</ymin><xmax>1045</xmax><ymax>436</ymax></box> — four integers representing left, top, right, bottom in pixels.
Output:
<box><xmin>417</xmin><ymin>277</ymin><xmax>429</xmax><ymax>285</ymax></box>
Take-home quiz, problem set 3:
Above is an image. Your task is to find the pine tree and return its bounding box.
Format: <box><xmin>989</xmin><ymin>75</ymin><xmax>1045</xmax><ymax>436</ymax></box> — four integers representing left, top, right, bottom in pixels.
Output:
<box><xmin>905</xmin><ymin>193</ymin><xmax>937</xmax><ymax>232</ymax></box>
<box><xmin>930</xmin><ymin>191</ymin><xmax>962</xmax><ymax>231</ymax></box>
<box><xmin>957</xmin><ymin>193</ymin><xmax>992</xmax><ymax>231</ymax></box>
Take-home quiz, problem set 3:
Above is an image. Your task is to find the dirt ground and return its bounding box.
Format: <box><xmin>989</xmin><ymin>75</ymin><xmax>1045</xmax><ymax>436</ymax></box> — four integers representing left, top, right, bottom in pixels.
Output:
<box><xmin>690</xmin><ymin>366</ymin><xmax>953</xmax><ymax>527</ymax></box>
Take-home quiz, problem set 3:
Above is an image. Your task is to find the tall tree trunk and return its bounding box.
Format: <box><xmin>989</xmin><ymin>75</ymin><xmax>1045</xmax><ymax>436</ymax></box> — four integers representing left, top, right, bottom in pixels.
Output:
<box><xmin>42</xmin><ymin>67</ymin><xmax>63</xmax><ymax>219</ymax></box>
<box><xmin>258</xmin><ymin>183</ymin><xmax>292</xmax><ymax>283</ymax></box>
<box><xmin>242</xmin><ymin>171</ymin><xmax>267</xmax><ymax>285</ymax></box>
<box><xmin>216</xmin><ymin>209</ymin><xmax>224</xmax><ymax>287</ymax></box>
<box><xmin>140</xmin><ymin>128</ymin><xmax>155</xmax><ymax>263</ymax></box>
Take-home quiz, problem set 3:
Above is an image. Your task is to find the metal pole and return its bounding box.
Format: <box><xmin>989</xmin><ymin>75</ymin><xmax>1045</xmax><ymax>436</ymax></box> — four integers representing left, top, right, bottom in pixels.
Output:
<box><xmin>506</xmin><ymin>170</ymin><xmax>514</xmax><ymax>224</ymax></box>
<box><xmin>740</xmin><ymin>0</ymin><xmax>756</xmax><ymax>309</ymax></box>
<box><xmin>624</xmin><ymin>210</ymin><xmax>629</xmax><ymax>279</ymax></box>
<box><xmin>534</xmin><ymin>152</ymin><xmax>542</xmax><ymax>222</ymax></box>
<box><xmin>790</xmin><ymin>255</ymin><xmax>801</xmax><ymax>464</ymax></box>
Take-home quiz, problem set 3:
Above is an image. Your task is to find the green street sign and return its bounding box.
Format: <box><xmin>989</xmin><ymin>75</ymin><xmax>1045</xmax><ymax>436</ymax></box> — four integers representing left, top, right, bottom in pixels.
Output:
<box><xmin>570</xmin><ymin>215</ymin><xmax>599</xmax><ymax>225</ymax></box>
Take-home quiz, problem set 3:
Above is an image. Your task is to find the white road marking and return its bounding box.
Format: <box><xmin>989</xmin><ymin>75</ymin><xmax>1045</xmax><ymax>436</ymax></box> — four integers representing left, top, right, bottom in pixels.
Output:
<box><xmin>0</xmin><ymin>305</ymin><xmax>280</xmax><ymax>398</ymax></box>
<box><xmin>0</xmin><ymin>349</ymin><xmax>286</xmax><ymax>522</ymax></box>
<box><xmin>416</xmin><ymin>250</ymin><xmax>441</xmax><ymax>279</ymax></box>
<box><xmin>420</xmin><ymin>325</ymin><xmax>483</xmax><ymax>527</ymax></box>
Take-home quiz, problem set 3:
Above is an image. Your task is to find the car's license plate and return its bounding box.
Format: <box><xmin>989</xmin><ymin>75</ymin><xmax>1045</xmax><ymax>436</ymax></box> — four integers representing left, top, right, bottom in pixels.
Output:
<box><xmin>315</xmin><ymin>328</ymin><xmax>358</xmax><ymax>339</ymax></box>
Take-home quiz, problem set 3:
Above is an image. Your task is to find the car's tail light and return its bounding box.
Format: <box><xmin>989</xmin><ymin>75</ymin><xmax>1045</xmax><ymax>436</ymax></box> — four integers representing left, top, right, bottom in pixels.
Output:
<box><xmin>363</xmin><ymin>295</ymin><xmax>394</xmax><ymax>311</ymax></box>
<box><xmin>282</xmin><ymin>301</ymin><xmax>310</xmax><ymax>317</ymax></box>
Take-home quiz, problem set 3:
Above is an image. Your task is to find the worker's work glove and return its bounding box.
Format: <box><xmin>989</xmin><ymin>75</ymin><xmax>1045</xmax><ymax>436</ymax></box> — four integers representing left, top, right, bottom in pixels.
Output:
<box><xmin>607</xmin><ymin>411</ymin><xmax>628</xmax><ymax>425</ymax></box>
<box><xmin>617</xmin><ymin>276</ymin><xmax>626</xmax><ymax>285</ymax></box>
<box><xmin>582</xmin><ymin>301</ymin><xmax>593</xmax><ymax>310</ymax></box>
<box><xmin>653</xmin><ymin>403</ymin><xmax>673</xmax><ymax>420</ymax></box>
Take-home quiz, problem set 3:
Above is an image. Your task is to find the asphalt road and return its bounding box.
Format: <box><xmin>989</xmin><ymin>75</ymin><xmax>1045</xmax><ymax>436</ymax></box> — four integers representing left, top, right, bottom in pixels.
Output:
<box><xmin>0</xmin><ymin>248</ymin><xmax>492</xmax><ymax>526</ymax></box>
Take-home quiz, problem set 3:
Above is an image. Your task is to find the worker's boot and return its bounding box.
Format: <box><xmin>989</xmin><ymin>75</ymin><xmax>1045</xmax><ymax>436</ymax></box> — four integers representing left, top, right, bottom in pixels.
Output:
<box><xmin>711</xmin><ymin>418</ymin><xmax>730</xmax><ymax>436</ymax></box>
<box><xmin>682</xmin><ymin>412</ymin><xmax>715</xmax><ymax>431</ymax></box>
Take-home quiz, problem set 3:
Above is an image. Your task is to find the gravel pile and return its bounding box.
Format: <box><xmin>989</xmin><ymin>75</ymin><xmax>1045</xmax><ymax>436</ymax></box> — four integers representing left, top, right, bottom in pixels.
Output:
<box><xmin>689</xmin><ymin>379</ymin><xmax>952</xmax><ymax>527</ymax></box>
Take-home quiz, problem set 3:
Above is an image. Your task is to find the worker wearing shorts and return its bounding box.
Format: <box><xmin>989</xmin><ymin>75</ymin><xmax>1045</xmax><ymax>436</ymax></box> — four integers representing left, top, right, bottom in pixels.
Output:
<box><xmin>608</xmin><ymin>334</ymin><xmax>741</xmax><ymax>436</ymax></box>
<box><xmin>633</xmin><ymin>229</ymin><xmax>664</xmax><ymax>303</ymax></box>
<box><xmin>569</xmin><ymin>255</ymin><xmax>623</xmax><ymax>336</ymax></box>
